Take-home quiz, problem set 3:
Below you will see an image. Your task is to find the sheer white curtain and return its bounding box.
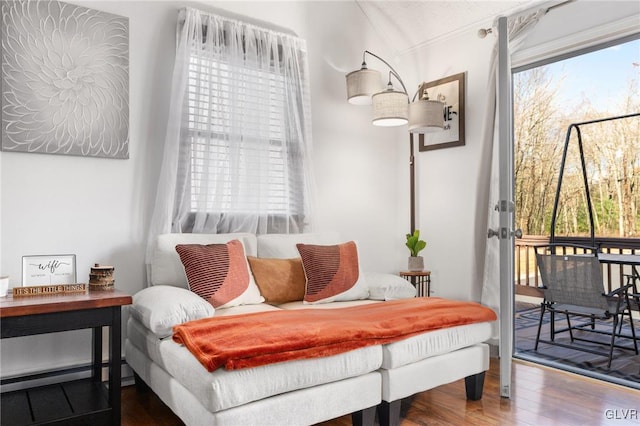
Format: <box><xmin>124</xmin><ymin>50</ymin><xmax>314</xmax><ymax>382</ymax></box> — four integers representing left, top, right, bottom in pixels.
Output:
<box><xmin>477</xmin><ymin>9</ymin><xmax>546</xmax><ymax>340</ymax></box>
<box><xmin>146</xmin><ymin>8</ymin><xmax>314</xmax><ymax>266</ymax></box>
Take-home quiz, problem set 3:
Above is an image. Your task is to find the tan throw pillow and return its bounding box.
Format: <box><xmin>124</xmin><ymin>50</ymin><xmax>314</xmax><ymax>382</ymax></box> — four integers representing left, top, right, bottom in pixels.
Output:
<box><xmin>175</xmin><ymin>240</ymin><xmax>264</xmax><ymax>309</ymax></box>
<box><xmin>247</xmin><ymin>257</ymin><xmax>306</xmax><ymax>304</ymax></box>
<box><xmin>296</xmin><ymin>241</ymin><xmax>369</xmax><ymax>304</ymax></box>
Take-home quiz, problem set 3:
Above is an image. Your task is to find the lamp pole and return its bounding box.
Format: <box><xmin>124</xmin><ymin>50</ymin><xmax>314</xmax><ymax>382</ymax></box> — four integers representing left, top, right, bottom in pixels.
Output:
<box><xmin>410</xmin><ymin>133</ymin><xmax>416</xmax><ymax>234</ymax></box>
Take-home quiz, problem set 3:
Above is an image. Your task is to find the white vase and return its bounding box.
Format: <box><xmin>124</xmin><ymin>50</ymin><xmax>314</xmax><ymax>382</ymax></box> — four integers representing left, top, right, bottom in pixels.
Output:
<box><xmin>408</xmin><ymin>256</ymin><xmax>424</xmax><ymax>271</ymax></box>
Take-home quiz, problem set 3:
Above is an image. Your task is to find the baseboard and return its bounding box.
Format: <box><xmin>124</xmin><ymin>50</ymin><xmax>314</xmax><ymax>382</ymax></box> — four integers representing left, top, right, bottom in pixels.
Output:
<box><xmin>489</xmin><ymin>343</ymin><xmax>499</xmax><ymax>358</ymax></box>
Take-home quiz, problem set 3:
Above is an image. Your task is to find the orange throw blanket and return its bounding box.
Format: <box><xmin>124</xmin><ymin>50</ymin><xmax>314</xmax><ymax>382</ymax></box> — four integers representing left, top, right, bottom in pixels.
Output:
<box><xmin>173</xmin><ymin>297</ymin><xmax>497</xmax><ymax>372</ymax></box>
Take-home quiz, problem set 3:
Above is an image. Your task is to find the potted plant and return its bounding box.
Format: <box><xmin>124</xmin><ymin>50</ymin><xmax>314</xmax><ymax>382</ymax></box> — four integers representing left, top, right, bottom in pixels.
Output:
<box><xmin>406</xmin><ymin>230</ymin><xmax>426</xmax><ymax>271</ymax></box>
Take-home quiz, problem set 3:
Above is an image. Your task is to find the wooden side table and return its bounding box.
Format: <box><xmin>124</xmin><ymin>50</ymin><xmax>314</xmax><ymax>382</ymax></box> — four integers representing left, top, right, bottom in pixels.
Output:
<box><xmin>0</xmin><ymin>289</ymin><xmax>132</xmax><ymax>426</ymax></box>
<box><xmin>399</xmin><ymin>270</ymin><xmax>431</xmax><ymax>297</ymax></box>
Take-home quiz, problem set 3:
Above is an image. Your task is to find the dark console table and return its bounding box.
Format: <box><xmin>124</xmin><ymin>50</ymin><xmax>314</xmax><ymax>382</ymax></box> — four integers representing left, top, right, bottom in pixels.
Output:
<box><xmin>1</xmin><ymin>290</ymin><xmax>132</xmax><ymax>425</ymax></box>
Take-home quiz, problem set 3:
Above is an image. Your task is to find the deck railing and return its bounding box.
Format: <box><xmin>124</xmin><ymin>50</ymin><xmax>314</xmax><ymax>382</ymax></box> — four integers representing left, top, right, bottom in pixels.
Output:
<box><xmin>515</xmin><ymin>235</ymin><xmax>640</xmax><ymax>297</ymax></box>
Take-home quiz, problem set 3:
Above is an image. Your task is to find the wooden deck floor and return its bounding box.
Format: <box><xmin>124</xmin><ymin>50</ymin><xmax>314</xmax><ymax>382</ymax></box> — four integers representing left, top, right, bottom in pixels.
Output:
<box><xmin>121</xmin><ymin>358</ymin><xmax>640</xmax><ymax>425</ymax></box>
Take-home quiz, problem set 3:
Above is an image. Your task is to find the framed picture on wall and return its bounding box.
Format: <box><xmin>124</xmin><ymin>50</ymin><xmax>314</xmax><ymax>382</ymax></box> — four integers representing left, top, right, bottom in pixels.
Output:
<box><xmin>1</xmin><ymin>1</ymin><xmax>129</xmax><ymax>159</ymax></box>
<box><xmin>22</xmin><ymin>254</ymin><xmax>77</xmax><ymax>286</ymax></box>
<box><xmin>419</xmin><ymin>72</ymin><xmax>466</xmax><ymax>151</ymax></box>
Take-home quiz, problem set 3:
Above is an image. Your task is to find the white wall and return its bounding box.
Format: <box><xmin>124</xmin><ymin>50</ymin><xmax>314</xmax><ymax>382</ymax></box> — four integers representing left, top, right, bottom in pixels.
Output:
<box><xmin>393</xmin><ymin>31</ymin><xmax>495</xmax><ymax>302</ymax></box>
<box><xmin>0</xmin><ymin>0</ymin><xmax>402</xmax><ymax>377</ymax></box>
<box><xmin>0</xmin><ymin>0</ymin><xmax>176</xmax><ymax>378</ymax></box>
<box><xmin>301</xmin><ymin>1</ymin><xmax>409</xmax><ymax>270</ymax></box>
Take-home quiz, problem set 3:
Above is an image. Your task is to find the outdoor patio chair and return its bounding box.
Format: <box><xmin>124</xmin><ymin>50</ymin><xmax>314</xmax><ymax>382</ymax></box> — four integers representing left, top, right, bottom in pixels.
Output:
<box><xmin>534</xmin><ymin>249</ymin><xmax>638</xmax><ymax>368</ymax></box>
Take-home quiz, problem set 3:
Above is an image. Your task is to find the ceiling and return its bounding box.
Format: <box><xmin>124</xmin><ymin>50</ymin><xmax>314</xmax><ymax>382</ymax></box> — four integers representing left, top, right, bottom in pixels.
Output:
<box><xmin>355</xmin><ymin>0</ymin><xmax>545</xmax><ymax>54</ymax></box>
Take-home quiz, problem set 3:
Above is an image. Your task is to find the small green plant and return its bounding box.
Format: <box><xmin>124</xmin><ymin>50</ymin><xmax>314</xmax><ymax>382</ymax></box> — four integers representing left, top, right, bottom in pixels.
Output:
<box><xmin>405</xmin><ymin>230</ymin><xmax>426</xmax><ymax>257</ymax></box>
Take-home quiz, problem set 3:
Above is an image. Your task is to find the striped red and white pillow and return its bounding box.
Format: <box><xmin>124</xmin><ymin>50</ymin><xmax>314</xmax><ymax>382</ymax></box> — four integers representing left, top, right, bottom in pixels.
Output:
<box><xmin>175</xmin><ymin>240</ymin><xmax>264</xmax><ymax>308</ymax></box>
<box><xmin>296</xmin><ymin>241</ymin><xmax>369</xmax><ymax>304</ymax></box>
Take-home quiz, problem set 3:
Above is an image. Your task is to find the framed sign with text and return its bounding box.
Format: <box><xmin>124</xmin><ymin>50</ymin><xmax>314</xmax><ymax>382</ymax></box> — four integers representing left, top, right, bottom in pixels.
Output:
<box><xmin>419</xmin><ymin>72</ymin><xmax>466</xmax><ymax>151</ymax></box>
<box><xmin>22</xmin><ymin>254</ymin><xmax>77</xmax><ymax>286</ymax></box>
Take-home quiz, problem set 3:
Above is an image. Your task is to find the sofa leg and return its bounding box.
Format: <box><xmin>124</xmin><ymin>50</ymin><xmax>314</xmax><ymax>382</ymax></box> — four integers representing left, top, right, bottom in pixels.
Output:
<box><xmin>465</xmin><ymin>371</ymin><xmax>486</xmax><ymax>401</ymax></box>
<box><xmin>351</xmin><ymin>405</ymin><xmax>376</xmax><ymax>426</ymax></box>
<box><xmin>377</xmin><ymin>400</ymin><xmax>401</xmax><ymax>426</ymax></box>
<box><xmin>133</xmin><ymin>372</ymin><xmax>150</xmax><ymax>393</ymax></box>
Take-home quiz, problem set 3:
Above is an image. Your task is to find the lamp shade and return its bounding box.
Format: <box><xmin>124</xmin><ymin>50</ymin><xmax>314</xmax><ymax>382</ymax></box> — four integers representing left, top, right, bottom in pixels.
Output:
<box><xmin>408</xmin><ymin>99</ymin><xmax>445</xmax><ymax>133</ymax></box>
<box><xmin>372</xmin><ymin>89</ymin><xmax>409</xmax><ymax>126</ymax></box>
<box><xmin>346</xmin><ymin>68</ymin><xmax>383</xmax><ymax>105</ymax></box>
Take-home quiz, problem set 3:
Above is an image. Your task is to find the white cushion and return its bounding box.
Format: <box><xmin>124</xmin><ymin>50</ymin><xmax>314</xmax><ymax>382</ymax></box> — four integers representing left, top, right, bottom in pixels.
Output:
<box><xmin>277</xmin><ymin>300</ymin><xmax>379</xmax><ymax>310</ymax></box>
<box><xmin>126</xmin><ymin>317</ymin><xmax>383</xmax><ymax>412</ymax></box>
<box><xmin>130</xmin><ymin>285</ymin><xmax>215</xmax><ymax>338</ymax></box>
<box><xmin>151</xmin><ymin>233</ymin><xmax>257</xmax><ymax>287</ymax></box>
<box><xmin>366</xmin><ymin>272</ymin><xmax>417</xmax><ymax>300</ymax></box>
<box><xmin>214</xmin><ymin>303</ymin><xmax>282</xmax><ymax>316</ymax></box>
<box><xmin>381</xmin><ymin>322</ymin><xmax>493</xmax><ymax>369</ymax></box>
<box><xmin>380</xmin><ymin>343</ymin><xmax>489</xmax><ymax>402</ymax></box>
<box><xmin>125</xmin><ymin>340</ymin><xmax>382</xmax><ymax>426</ymax></box>
<box><xmin>256</xmin><ymin>232</ymin><xmax>342</xmax><ymax>259</ymax></box>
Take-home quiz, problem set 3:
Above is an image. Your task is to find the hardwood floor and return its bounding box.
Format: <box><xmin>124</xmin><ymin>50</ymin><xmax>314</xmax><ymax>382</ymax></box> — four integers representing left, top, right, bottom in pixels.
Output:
<box><xmin>121</xmin><ymin>358</ymin><xmax>640</xmax><ymax>425</ymax></box>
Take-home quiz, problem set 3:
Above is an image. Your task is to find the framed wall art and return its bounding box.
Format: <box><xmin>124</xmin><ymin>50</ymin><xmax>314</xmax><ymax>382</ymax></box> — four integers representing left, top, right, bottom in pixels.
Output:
<box><xmin>419</xmin><ymin>72</ymin><xmax>466</xmax><ymax>152</ymax></box>
<box><xmin>22</xmin><ymin>254</ymin><xmax>77</xmax><ymax>286</ymax></box>
<box><xmin>1</xmin><ymin>0</ymin><xmax>129</xmax><ymax>159</ymax></box>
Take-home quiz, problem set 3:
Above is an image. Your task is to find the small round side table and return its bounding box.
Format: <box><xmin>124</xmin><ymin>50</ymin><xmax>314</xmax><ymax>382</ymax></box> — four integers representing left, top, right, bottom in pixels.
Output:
<box><xmin>399</xmin><ymin>270</ymin><xmax>431</xmax><ymax>297</ymax></box>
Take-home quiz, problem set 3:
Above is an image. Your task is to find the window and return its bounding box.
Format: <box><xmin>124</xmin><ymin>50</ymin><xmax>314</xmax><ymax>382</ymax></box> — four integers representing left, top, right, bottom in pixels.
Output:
<box><xmin>168</xmin><ymin>12</ymin><xmax>312</xmax><ymax>235</ymax></box>
<box><xmin>185</xmin><ymin>56</ymin><xmax>303</xmax><ymax>215</ymax></box>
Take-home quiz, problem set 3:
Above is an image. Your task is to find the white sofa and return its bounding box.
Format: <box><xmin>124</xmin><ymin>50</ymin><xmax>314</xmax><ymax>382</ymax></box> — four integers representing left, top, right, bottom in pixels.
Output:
<box><xmin>125</xmin><ymin>233</ymin><xmax>494</xmax><ymax>426</ymax></box>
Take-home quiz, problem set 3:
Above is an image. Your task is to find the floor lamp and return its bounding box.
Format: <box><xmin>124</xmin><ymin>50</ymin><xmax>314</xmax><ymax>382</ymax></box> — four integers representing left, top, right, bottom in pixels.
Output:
<box><xmin>346</xmin><ymin>50</ymin><xmax>444</xmax><ymax>233</ymax></box>
<box><xmin>409</xmin><ymin>133</ymin><xmax>416</xmax><ymax>233</ymax></box>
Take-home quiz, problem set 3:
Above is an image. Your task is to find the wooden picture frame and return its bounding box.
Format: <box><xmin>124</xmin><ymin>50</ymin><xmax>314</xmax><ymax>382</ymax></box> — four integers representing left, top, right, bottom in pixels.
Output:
<box><xmin>419</xmin><ymin>72</ymin><xmax>466</xmax><ymax>151</ymax></box>
<box><xmin>21</xmin><ymin>254</ymin><xmax>77</xmax><ymax>286</ymax></box>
